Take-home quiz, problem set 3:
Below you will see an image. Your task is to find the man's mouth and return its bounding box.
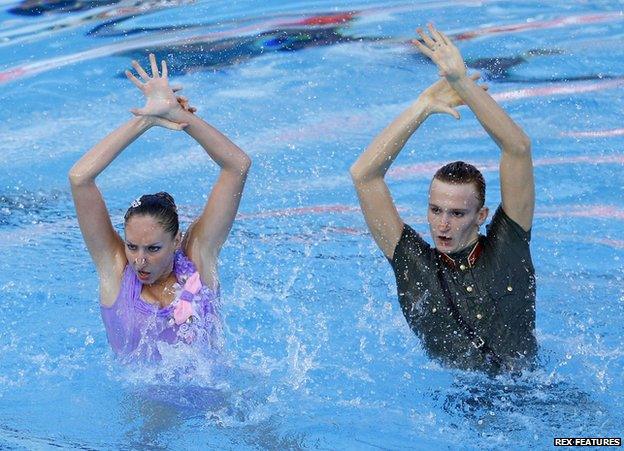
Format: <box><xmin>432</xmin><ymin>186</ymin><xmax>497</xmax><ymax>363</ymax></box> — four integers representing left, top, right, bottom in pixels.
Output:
<box><xmin>438</xmin><ymin>235</ymin><xmax>452</xmax><ymax>245</ymax></box>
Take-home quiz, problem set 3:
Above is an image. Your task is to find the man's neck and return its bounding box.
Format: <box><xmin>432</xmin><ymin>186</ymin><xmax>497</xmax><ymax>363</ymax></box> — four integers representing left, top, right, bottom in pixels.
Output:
<box><xmin>437</xmin><ymin>238</ymin><xmax>483</xmax><ymax>268</ymax></box>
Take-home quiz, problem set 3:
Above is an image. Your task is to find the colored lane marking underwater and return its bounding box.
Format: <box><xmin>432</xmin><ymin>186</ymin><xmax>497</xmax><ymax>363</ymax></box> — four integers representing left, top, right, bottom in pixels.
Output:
<box><xmin>449</xmin><ymin>11</ymin><xmax>624</xmax><ymax>41</ymax></box>
<box><xmin>0</xmin><ymin>12</ymin><xmax>360</xmax><ymax>84</ymax></box>
<box><xmin>3</xmin><ymin>208</ymin><xmax>622</xmax><ymax>253</ymax></box>
<box><xmin>237</xmin><ymin>205</ymin><xmax>360</xmax><ymax>220</ymax></box>
<box><xmin>1</xmin><ymin>6</ymin><xmax>621</xmax><ymax>84</ymax></box>
<box><xmin>1</xmin><ymin>0</ymin><xmax>481</xmax><ymax>57</ymax></box>
<box><xmin>275</xmin><ymin>77</ymin><xmax>624</xmax><ymax>147</ymax></box>
<box><xmin>0</xmin><ymin>0</ymin><xmax>464</xmax><ymax>55</ymax></box>
<box><xmin>242</xmin><ymin>223</ymin><xmax>624</xmax><ymax>249</ymax></box>
<box><xmin>388</xmin><ymin>154</ymin><xmax>624</xmax><ymax>180</ymax></box>
<box><xmin>592</xmin><ymin>238</ymin><xmax>624</xmax><ymax>249</ymax></box>
<box><xmin>267</xmin><ymin>79</ymin><xmax>624</xmax><ymax>147</ymax></box>
<box><xmin>236</xmin><ymin>204</ymin><xmax>624</xmax><ymax>221</ymax></box>
<box><xmin>562</xmin><ymin>128</ymin><xmax>624</xmax><ymax>138</ymax></box>
<box><xmin>235</xmin><ymin>205</ymin><xmax>624</xmax><ymax>249</ymax></box>
<box><xmin>0</xmin><ymin>0</ymin><xmax>193</xmax><ymax>47</ymax></box>
<box><xmin>536</xmin><ymin>205</ymin><xmax>624</xmax><ymax>220</ymax></box>
<box><xmin>491</xmin><ymin>77</ymin><xmax>624</xmax><ymax>102</ymax></box>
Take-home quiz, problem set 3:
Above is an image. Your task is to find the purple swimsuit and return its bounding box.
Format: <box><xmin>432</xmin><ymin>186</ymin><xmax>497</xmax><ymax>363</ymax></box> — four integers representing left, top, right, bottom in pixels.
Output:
<box><xmin>101</xmin><ymin>250</ymin><xmax>222</xmax><ymax>361</ymax></box>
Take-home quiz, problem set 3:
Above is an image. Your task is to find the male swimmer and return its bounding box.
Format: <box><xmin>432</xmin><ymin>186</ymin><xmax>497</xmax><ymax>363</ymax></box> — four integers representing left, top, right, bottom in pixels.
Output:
<box><xmin>69</xmin><ymin>55</ymin><xmax>251</xmax><ymax>361</ymax></box>
<box><xmin>350</xmin><ymin>24</ymin><xmax>536</xmax><ymax>372</ymax></box>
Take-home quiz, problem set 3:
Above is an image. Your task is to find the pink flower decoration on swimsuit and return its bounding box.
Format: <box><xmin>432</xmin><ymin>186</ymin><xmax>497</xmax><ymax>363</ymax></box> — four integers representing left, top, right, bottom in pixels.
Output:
<box><xmin>173</xmin><ymin>272</ymin><xmax>201</xmax><ymax>325</ymax></box>
<box><xmin>173</xmin><ymin>300</ymin><xmax>194</xmax><ymax>326</ymax></box>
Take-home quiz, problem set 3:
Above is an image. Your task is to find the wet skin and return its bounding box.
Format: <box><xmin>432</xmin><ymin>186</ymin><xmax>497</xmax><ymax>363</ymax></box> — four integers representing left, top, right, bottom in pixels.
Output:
<box><xmin>427</xmin><ymin>179</ymin><xmax>489</xmax><ymax>254</ymax></box>
<box><xmin>124</xmin><ymin>214</ymin><xmax>179</xmax><ymax>288</ymax></box>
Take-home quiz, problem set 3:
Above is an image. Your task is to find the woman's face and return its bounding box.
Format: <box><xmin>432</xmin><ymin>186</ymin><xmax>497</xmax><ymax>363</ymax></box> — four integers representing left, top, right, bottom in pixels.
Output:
<box><xmin>124</xmin><ymin>214</ymin><xmax>180</xmax><ymax>285</ymax></box>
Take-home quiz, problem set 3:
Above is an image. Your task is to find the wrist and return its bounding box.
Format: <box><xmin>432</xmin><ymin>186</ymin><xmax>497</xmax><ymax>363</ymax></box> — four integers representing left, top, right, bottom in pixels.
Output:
<box><xmin>165</xmin><ymin>107</ymin><xmax>192</xmax><ymax>123</ymax></box>
<box><xmin>446</xmin><ymin>71</ymin><xmax>470</xmax><ymax>85</ymax></box>
<box><xmin>134</xmin><ymin>115</ymin><xmax>155</xmax><ymax>130</ymax></box>
<box><xmin>413</xmin><ymin>95</ymin><xmax>434</xmax><ymax>117</ymax></box>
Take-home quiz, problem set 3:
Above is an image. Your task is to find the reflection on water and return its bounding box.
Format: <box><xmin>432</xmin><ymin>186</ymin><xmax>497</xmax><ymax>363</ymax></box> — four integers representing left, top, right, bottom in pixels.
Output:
<box><xmin>9</xmin><ymin>0</ymin><xmax>123</xmax><ymax>15</ymax></box>
<box><xmin>444</xmin><ymin>373</ymin><xmax>610</xmax><ymax>435</ymax></box>
<box><xmin>465</xmin><ymin>48</ymin><xmax>622</xmax><ymax>83</ymax></box>
<box><xmin>0</xmin><ymin>188</ymin><xmax>69</xmax><ymax>228</ymax></box>
<box><xmin>113</xmin><ymin>353</ymin><xmax>310</xmax><ymax>449</ymax></box>
<box><xmin>3</xmin><ymin>2</ymin><xmax>622</xmax><ymax>84</ymax></box>
<box><xmin>116</xmin><ymin>26</ymin><xmax>381</xmax><ymax>76</ymax></box>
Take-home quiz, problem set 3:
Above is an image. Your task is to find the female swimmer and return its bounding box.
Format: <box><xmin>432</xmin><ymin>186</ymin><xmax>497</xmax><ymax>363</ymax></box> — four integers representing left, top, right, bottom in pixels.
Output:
<box><xmin>69</xmin><ymin>55</ymin><xmax>251</xmax><ymax>360</ymax></box>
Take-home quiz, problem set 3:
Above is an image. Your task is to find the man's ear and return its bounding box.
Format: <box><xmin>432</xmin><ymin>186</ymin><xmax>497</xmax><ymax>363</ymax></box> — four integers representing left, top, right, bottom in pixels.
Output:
<box><xmin>477</xmin><ymin>206</ymin><xmax>489</xmax><ymax>226</ymax></box>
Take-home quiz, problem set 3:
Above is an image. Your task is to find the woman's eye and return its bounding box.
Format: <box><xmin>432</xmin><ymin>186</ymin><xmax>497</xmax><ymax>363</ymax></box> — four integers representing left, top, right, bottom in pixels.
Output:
<box><xmin>126</xmin><ymin>244</ymin><xmax>137</xmax><ymax>251</ymax></box>
<box><xmin>148</xmin><ymin>246</ymin><xmax>161</xmax><ymax>253</ymax></box>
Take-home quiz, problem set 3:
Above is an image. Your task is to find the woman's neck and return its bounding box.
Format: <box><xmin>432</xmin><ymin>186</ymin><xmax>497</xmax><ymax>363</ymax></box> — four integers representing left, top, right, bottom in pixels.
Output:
<box><xmin>142</xmin><ymin>272</ymin><xmax>177</xmax><ymax>308</ymax></box>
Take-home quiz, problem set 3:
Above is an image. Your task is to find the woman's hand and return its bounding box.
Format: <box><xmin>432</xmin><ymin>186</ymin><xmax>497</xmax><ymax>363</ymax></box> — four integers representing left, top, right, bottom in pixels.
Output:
<box><xmin>418</xmin><ymin>72</ymin><xmax>486</xmax><ymax>119</ymax></box>
<box><xmin>125</xmin><ymin>54</ymin><xmax>190</xmax><ymax>130</ymax></box>
<box><xmin>413</xmin><ymin>23</ymin><xmax>467</xmax><ymax>82</ymax></box>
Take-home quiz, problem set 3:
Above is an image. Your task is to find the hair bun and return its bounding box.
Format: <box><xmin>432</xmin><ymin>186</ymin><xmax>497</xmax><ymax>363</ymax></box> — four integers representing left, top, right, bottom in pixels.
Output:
<box><xmin>154</xmin><ymin>192</ymin><xmax>176</xmax><ymax>209</ymax></box>
<box><xmin>124</xmin><ymin>192</ymin><xmax>179</xmax><ymax>237</ymax></box>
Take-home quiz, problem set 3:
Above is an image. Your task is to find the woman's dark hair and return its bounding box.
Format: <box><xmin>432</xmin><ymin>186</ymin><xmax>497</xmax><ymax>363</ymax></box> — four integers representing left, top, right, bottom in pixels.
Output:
<box><xmin>433</xmin><ymin>161</ymin><xmax>486</xmax><ymax>209</ymax></box>
<box><xmin>124</xmin><ymin>192</ymin><xmax>179</xmax><ymax>237</ymax></box>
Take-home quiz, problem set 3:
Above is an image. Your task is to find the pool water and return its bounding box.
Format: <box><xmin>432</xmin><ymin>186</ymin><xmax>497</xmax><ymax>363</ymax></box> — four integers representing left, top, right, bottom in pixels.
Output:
<box><xmin>1</xmin><ymin>0</ymin><xmax>623</xmax><ymax>449</ymax></box>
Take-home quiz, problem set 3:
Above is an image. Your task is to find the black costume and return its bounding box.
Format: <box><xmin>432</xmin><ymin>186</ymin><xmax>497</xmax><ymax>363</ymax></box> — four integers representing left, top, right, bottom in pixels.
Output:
<box><xmin>389</xmin><ymin>205</ymin><xmax>537</xmax><ymax>372</ymax></box>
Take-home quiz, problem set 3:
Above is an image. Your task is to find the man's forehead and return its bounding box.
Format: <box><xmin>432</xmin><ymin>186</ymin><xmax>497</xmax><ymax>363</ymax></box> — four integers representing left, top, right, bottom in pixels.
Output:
<box><xmin>428</xmin><ymin>179</ymin><xmax>480</xmax><ymax>207</ymax></box>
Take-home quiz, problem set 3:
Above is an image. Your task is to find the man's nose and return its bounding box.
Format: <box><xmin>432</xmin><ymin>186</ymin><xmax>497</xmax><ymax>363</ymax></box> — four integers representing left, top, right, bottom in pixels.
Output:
<box><xmin>439</xmin><ymin>214</ymin><xmax>451</xmax><ymax>229</ymax></box>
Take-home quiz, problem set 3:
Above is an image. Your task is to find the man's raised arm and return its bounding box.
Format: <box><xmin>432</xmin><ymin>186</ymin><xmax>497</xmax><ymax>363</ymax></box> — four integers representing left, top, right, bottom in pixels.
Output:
<box><xmin>414</xmin><ymin>24</ymin><xmax>534</xmax><ymax>231</ymax></box>
<box><xmin>350</xmin><ymin>68</ymin><xmax>486</xmax><ymax>258</ymax></box>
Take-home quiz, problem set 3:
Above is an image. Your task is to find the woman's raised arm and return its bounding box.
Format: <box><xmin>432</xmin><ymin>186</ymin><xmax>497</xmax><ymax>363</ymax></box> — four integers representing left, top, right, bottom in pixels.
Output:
<box><xmin>69</xmin><ymin>118</ymin><xmax>154</xmax><ymax>301</ymax></box>
<box><xmin>125</xmin><ymin>54</ymin><xmax>251</xmax><ymax>285</ymax></box>
<box><xmin>169</xmin><ymin>107</ymin><xmax>252</xmax><ymax>287</ymax></box>
<box><xmin>69</xmin><ymin>55</ymin><xmax>188</xmax><ymax>303</ymax></box>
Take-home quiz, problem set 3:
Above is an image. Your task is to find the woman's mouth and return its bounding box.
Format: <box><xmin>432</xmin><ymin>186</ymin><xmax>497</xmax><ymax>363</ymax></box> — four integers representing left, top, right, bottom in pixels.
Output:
<box><xmin>137</xmin><ymin>270</ymin><xmax>150</xmax><ymax>281</ymax></box>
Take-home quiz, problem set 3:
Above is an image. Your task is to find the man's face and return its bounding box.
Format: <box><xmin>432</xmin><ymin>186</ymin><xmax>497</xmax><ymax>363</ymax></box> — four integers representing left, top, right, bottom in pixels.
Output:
<box><xmin>427</xmin><ymin>178</ymin><xmax>488</xmax><ymax>253</ymax></box>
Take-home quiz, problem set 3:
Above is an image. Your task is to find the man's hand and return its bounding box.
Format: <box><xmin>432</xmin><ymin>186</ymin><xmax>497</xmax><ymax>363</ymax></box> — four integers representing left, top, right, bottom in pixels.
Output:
<box><xmin>414</xmin><ymin>23</ymin><xmax>534</xmax><ymax>231</ymax></box>
<box><xmin>419</xmin><ymin>72</ymin><xmax>486</xmax><ymax>119</ymax></box>
<box><xmin>413</xmin><ymin>23</ymin><xmax>467</xmax><ymax>82</ymax></box>
<box><xmin>176</xmin><ymin>95</ymin><xmax>197</xmax><ymax>114</ymax></box>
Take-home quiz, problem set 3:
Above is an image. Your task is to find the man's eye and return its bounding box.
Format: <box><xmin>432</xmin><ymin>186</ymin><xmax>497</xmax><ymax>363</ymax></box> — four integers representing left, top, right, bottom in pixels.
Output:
<box><xmin>452</xmin><ymin>211</ymin><xmax>464</xmax><ymax>217</ymax></box>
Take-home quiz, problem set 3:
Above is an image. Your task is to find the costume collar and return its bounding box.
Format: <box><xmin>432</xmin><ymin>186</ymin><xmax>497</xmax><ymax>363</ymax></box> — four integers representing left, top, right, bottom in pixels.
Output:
<box><xmin>437</xmin><ymin>239</ymin><xmax>483</xmax><ymax>269</ymax></box>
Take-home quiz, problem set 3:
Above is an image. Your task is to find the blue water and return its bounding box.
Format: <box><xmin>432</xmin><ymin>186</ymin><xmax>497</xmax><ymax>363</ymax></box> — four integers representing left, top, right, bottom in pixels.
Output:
<box><xmin>1</xmin><ymin>0</ymin><xmax>623</xmax><ymax>449</ymax></box>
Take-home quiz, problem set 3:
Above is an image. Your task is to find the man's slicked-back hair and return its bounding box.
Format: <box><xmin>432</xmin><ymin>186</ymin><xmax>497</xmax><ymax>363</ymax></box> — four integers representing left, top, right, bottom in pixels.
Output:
<box><xmin>124</xmin><ymin>192</ymin><xmax>179</xmax><ymax>237</ymax></box>
<box><xmin>433</xmin><ymin>161</ymin><xmax>486</xmax><ymax>208</ymax></box>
